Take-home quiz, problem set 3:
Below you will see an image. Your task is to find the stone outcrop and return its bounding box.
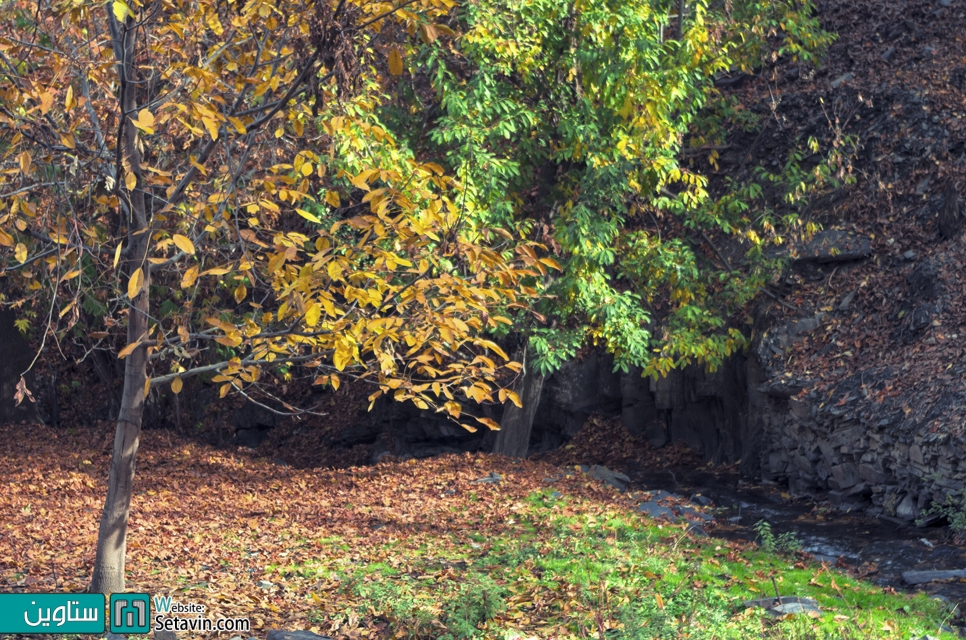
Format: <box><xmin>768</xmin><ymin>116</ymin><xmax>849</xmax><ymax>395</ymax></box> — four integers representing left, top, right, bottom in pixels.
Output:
<box><xmin>757</xmin><ymin>366</ymin><xmax>966</xmax><ymax>521</ymax></box>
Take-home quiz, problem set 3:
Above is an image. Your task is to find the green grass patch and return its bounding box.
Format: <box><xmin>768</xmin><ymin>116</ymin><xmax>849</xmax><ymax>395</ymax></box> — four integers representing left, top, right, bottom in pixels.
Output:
<box><xmin>301</xmin><ymin>488</ymin><xmax>957</xmax><ymax>639</ymax></box>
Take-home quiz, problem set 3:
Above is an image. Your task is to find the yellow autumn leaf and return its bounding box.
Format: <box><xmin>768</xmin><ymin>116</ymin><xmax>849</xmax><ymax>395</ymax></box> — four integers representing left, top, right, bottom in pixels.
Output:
<box><xmin>171</xmin><ymin>376</ymin><xmax>183</xmax><ymax>394</ymax></box>
<box><xmin>539</xmin><ymin>257</ymin><xmax>563</xmax><ymax>270</ymax></box>
<box><xmin>112</xmin><ymin>0</ymin><xmax>132</xmax><ymax>22</ymax></box>
<box><xmin>0</xmin><ymin>230</ymin><xmax>16</xmax><ymax>247</ymax></box>
<box><xmin>14</xmin><ymin>243</ymin><xmax>27</xmax><ymax>263</ymax></box>
<box><xmin>325</xmin><ymin>191</ymin><xmax>340</xmax><ymax>208</ymax></box>
<box><xmin>118</xmin><ymin>339</ymin><xmax>142</xmax><ymax>359</ymax></box>
<box><xmin>304</xmin><ymin>303</ymin><xmax>321</xmax><ymax>327</ymax></box>
<box><xmin>125</xmin><ymin>171</ymin><xmax>136</xmax><ymax>191</ymax></box>
<box><xmin>234</xmin><ymin>284</ymin><xmax>247</xmax><ymax>303</ymax></box>
<box><xmin>127</xmin><ymin>267</ymin><xmax>144</xmax><ymax>299</ymax></box>
<box><xmin>228</xmin><ymin>116</ymin><xmax>247</xmax><ymax>134</ymax></box>
<box><xmin>131</xmin><ymin>108</ymin><xmax>155</xmax><ymax>134</ymax></box>
<box><xmin>388</xmin><ymin>47</ymin><xmax>403</xmax><ymax>76</ymax></box>
<box><xmin>19</xmin><ymin>151</ymin><xmax>31</xmax><ymax>175</ymax></box>
<box><xmin>38</xmin><ymin>91</ymin><xmax>54</xmax><ymax>116</ymax></box>
<box><xmin>175</xmin><ymin>267</ymin><xmax>197</xmax><ymax>292</ymax></box>
<box><xmin>172</xmin><ymin>234</ymin><xmax>195</xmax><ymax>255</ymax></box>
<box><xmin>333</xmin><ymin>345</ymin><xmax>351</xmax><ymax>371</ymax></box>
<box><xmin>474</xmin><ymin>416</ymin><xmax>500</xmax><ymax>430</ymax></box>
<box><xmin>329</xmin><ymin>374</ymin><xmax>340</xmax><ymax>391</ymax></box>
<box><xmin>296</xmin><ymin>208</ymin><xmax>321</xmax><ymax>223</ymax></box>
<box><xmin>113</xmin><ymin>243</ymin><xmax>123</xmax><ymax>268</ymax></box>
<box><xmin>444</xmin><ymin>401</ymin><xmax>461</xmax><ymax>418</ymax></box>
<box><xmin>202</xmin><ymin>116</ymin><xmax>219</xmax><ymax>140</ymax></box>
<box><xmin>206</xmin><ymin>11</ymin><xmax>223</xmax><ymax>35</ymax></box>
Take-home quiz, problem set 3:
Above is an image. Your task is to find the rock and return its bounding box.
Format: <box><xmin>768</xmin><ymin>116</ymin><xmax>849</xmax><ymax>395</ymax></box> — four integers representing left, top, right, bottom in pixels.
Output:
<box><xmin>533</xmin><ymin>354</ymin><xmax>602</xmax><ymax>440</ymax></box>
<box><xmin>641</xmin><ymin>489</ymin><xmax>678</xmax><ymax>503</ymax></box>
<box><xmin>471</xmin><ymin>472</ymin><xmax>503</xmax><ymax>484</ymax></box>
<box><xmin>859</xmin><ymin>464</ymin><xmax>888</xmax><ymax>485</ymax></box>
<box><xmin>903</xmin><ymin>249</ymin><xmax>918</xmax><ymax>260</ymax></box>
<box><xmin>638</xmin><ymin>502</ymin><xmax>676</xmax><ymax>521</ymax></box>
<box><xmin>830</xmin><ymin>73</ymin><xmax>854</xmax><ymax>88</ymax></box>
<box><xmin>907</xmin><ymin>304</ymin><xmax>937</xmax><ymax>336</ymax></box>
<box><xmin>903</xmin><ymin>569</ymin><xmax>966</xmax><ymax>584</ymax></box>
<box><xmin>620</xmin><ymin>366</ymin><xmax>662</xmax><ymax>444</ymax></box>
<box><xmin>714</xmin><ymin>72</ymin><xmax>752</xmax><ymax>89</ymax></box>
<box><xmin>742</xmin><ymin>596</ymin><xmax>821</xmax><ymax>617</ymax></box>
<box><xmin>758</xmin><ymin>379</ymin><xmax>807</xmax><ymax>399</ymax></box>
<box><xmin>550</xmin><ymin>491</ymin><xmax>562</xmax><ymax>498</ymax></box>
<box><xmin>266</xmin><ymin>632</ymin><xmax>335</xmax><ymax>640</ymax></box>
<box><xmin>794</xmin><ymin>229</ymin><xmax>872</xmax><ymax>263</ymax></box>
<box><xmin>939</xmin><ymin>182</ymin><xmax>961</xmax><ymax>240</ymax></box>
<box><xmin>690</xmin><ymin>494</ymin><xmax>713</xmax><ymax>506</ymax></box>
<box><xmin>838</xmin><ymin>290</ymin><xmax>857</xmax><ymax>311</ymax></box>
<box><xmin>675</xmin><ymin>505</ymin><xmax>714</xmax><ymax>522</ymax></box>
<box><xmin>687</xmin><ymin>524</ymin><xmax>709</xmax><ymax>536</ymax></box>
<box><xmin>232</xmin><ymin>400</ymin><xmax>282</xmax><ymax>447</ymax></box>
<box><xmin>589</xmin><ymin>465</ymin><xmax>630</xmax><ymax>490</ymax></box>
<box><xmin>907</xmin><ymin>261</ymin><xmax>941</xmax><ymax>300</ymax></box>
<box><xmin>257</xmin><ymin>580</ymin><xmax>274</xmax><ymax>589</ymax></box>
<box><xmin>881</xmin><ymin>46</ymin><xmax>896</xmax><ymax>62</ymax></box>
<box><xmin>828</xmin><ymin>463</ymin><xmax>860</xmax><ymax>490</ymax></box>
<box><xmin>896</xmin><ymin>493</ymin><xmax>918</xmax><ymax>520</ymax></box>
<box><xmin>910</xmin><ymin>444</ymin><xmax>924</xmax><ymax>464</ymax></box>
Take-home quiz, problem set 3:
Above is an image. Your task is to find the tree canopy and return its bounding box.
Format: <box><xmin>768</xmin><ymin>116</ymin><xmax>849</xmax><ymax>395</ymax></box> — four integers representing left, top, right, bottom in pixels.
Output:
<box><xmin>381</xmin><ymin>0</ymin><xmax>836</xmax><ymax>376</ymax></box>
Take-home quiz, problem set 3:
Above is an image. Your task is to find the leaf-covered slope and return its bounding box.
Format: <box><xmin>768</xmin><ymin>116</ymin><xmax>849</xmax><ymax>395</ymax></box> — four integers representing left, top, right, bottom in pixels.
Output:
<box><xmin>716</xmin><ymin>0</ymin><xmax>966</xmax><ymax>437</ymax></box>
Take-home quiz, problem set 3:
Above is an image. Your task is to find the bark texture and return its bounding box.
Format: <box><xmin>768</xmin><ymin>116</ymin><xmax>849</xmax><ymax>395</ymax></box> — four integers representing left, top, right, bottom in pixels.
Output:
<box><xmin>90</xmin><ymin>10</ymin><xmax>151</xmax><ymax>595</ymax></box>
<box><xmin>492</xmin><ymin>347</ymin><xmax>545</xmax><ymax>457</ymax></box>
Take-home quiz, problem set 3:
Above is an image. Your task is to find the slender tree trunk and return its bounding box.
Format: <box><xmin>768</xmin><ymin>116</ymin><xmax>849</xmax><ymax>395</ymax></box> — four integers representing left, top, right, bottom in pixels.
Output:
<box><xmin>91</xmin><ymin>10</ymin><xmax>151</xmax><ymax>595</ymax></box>
<box><xmin>492</xmin><ymin>346</ymin><xmax>545</xmax><ymax>457</ymax></box>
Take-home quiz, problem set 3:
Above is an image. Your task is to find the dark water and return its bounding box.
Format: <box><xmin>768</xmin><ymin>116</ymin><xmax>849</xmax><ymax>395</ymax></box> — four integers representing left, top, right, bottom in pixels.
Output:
<box><xmin>629</xmin><ymin>467</ymin><xmax>966</xmax><ymax>607</ymax></box>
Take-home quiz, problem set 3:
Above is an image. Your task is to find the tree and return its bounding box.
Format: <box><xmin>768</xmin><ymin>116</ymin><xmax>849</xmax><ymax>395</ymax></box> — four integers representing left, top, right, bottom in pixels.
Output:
<box><xmin>0</xmin><ymin>0</ymin><xmax>539</xmax><ymax>592</ymax></box>
<box><xmin>376</xmin><ymin>0</ymin><xmax>839</xmax><ymax>454</ymax></box>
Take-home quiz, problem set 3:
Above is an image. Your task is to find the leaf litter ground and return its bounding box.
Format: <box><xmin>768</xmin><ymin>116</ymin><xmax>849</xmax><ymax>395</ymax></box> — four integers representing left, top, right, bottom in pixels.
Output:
<box><xmin>0</xmin><ymin>422</ymin><xmax>956</xmax><ymax>639</ymax></box>
<box><xmin>709</xmin><ymin>0</ymin><xmax>966</xmax><ymax>435</ymax></box>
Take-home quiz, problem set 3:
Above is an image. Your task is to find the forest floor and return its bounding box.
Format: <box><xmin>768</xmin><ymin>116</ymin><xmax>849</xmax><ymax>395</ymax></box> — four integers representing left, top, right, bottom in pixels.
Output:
<box><xmin>0</xmin><ymin>421</ymin><xmax>957</xmax><ymax>640</ymax></box>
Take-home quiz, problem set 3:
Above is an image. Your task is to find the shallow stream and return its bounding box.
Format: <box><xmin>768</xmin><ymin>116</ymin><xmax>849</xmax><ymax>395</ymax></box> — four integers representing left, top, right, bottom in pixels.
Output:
<box><xmin>629</xmin><ymin>467</ymin><xmax>966</xmax><ymax>607</ymax></box>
